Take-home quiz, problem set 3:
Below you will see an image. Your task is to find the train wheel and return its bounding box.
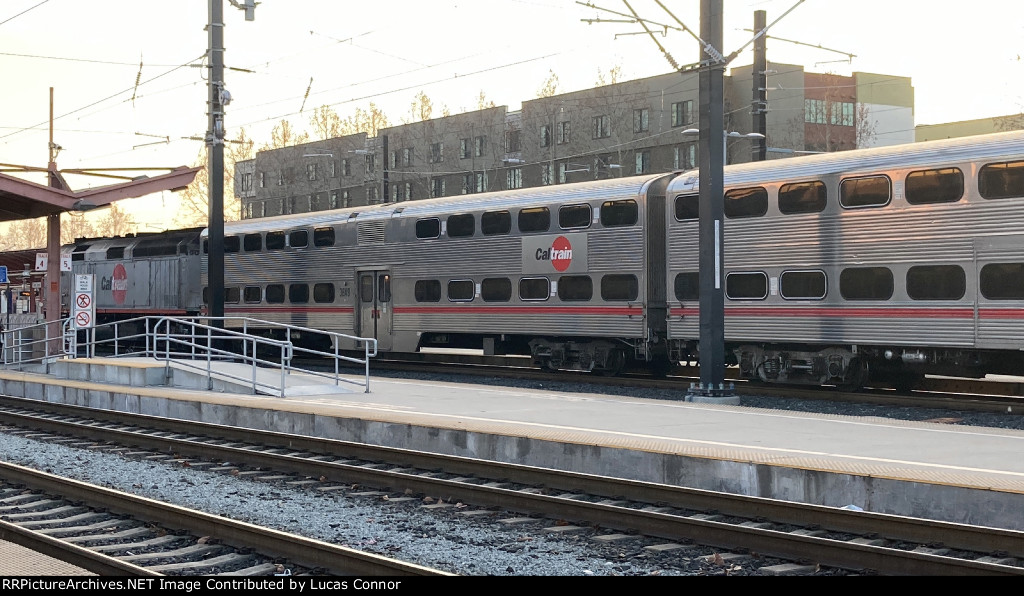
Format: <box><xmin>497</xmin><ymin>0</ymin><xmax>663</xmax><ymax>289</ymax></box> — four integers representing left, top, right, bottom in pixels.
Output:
<box><xmin>597</xmin><ymin>350</ymin><xmax>626</xmax><ymax>377</ymax></box>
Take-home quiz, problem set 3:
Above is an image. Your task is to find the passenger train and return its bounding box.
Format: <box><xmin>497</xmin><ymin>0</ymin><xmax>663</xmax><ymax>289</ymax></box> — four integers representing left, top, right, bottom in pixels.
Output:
<box><xmin>52</xmin><ymin>130</ymin><xmax>1024</xmax><ymax>389</ymax></box>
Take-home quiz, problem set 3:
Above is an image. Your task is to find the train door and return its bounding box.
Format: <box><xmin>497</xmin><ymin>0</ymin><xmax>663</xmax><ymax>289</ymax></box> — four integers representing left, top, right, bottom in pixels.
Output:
<box><xmin>357</xmin><ymin>269</ymin><xmax>393</xmax><ymax>351</ymax></box>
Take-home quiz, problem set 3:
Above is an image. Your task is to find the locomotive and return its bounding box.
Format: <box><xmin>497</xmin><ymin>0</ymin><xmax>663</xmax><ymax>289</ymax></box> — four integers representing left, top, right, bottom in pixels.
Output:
<box><xmin>53</xmin><ymin>130</ymin><xmax>1024</xmax><ymax>389</ymax></box>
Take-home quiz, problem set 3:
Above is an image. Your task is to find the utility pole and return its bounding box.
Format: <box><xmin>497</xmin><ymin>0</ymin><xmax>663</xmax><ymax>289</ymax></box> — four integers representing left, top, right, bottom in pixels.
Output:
<box><xmin>687</xmin><ymin>0</ymin><xmax>737</xmax><ymax>403</ymax></box>
<box><xmin>752</xmin><ymin>10</ymin><xmax>768</xmax><ymax>161</ymax></box>
<box><xmin>46</xmin><ymin>88</ymin><xmax>64</xmax><ymax>352</ymax></box>
<box><xmin>207</xmin><ymin>0</ymin><xmax>255</xmax><ymax>327</ymax></box>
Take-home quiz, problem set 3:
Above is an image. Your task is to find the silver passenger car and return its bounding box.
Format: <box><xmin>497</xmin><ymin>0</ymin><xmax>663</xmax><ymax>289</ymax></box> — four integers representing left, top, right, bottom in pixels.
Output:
<box><xmin>665</xmin><ymin>130</ymin><xmax>1024</xmax><ymax>388</ymax></box>
<box><xmin>211</xmin><ymin>173</ymin><xmax>675</xmax><ymax>373</ymax></box>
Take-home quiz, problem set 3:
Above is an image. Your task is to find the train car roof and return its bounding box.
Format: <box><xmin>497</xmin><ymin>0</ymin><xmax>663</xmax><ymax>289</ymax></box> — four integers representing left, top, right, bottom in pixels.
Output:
<box><xmin>214</xmin><ymin>173</ymin><xmax>675</xmax><ymax>237</ymax></box>
<box><xmin>668</xmin><ymin>130</ymin><xmax>1024</xmax><ymax>192</ymax></box>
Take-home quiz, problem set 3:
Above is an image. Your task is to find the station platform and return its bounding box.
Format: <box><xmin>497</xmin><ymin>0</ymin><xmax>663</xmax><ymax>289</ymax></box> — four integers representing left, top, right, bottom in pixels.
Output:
<box><xmin>1</xmin><ymin>356</ymin><xmax>1023</xmax><ymax>540</ymax></box>
<box><xmin>0</xmin><ymin>538</ymin><xmax>95</xmax><ymax>576</ymax></box>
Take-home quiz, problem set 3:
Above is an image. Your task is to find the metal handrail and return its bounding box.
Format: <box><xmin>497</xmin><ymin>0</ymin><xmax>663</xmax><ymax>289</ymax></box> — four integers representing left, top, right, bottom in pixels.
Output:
<box><xmin>0</xmin><ymin>318</ymin><xmax>70</xmax><ymax>371</ymax></box>
<box><xmin>61</xmin><ymin>315</ymin><xmax>377</xmax><ymax>396</ymax></box>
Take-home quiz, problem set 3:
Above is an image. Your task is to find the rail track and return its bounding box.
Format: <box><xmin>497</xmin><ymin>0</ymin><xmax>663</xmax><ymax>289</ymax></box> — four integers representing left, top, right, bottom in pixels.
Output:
<box><xmin>1</xmin><ymin>395</ymin><xmax>1020</xmax><ymax>576</ymax></box>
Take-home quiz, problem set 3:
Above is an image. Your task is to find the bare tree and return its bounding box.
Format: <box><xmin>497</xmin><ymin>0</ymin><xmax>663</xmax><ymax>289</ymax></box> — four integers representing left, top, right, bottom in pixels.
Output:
<box><xmin>263</xmin><ymin>119</ymin><xmax>310</xmax><ymax>150</ymax></box>
<box><xmin>339</xmin><ymin>103</ymin><xmax>391</xmax><ymax>137</ymax></box>
<box><xmin>476</xmin><ymin>91</ymin><xmax>496</xmax><ymax>110</ymax></box>
<box><xmin>595</xmin><ymin>65</ymin><xmax>623</xmax><ymax>86</ymax></box>
<box><xmin>308</xmin><ymin>105</ymin><xmax>343</xmax><ymax>140</ymax></box>
<box><xmin>61</xmin><ymin>213</ymin><xmax>97</xmax><ymax>244</ymax></box>
<box><xmin>537</xmin><ymin>70</ymin><xmax>560</xmax><ymax>98</ymax></box>
<box><xmin>174</xmin><ymin>128</ymin><xmax>253</xmax><ymax>227</ymax></box>
<box><xmin>3</xmin><ymin>218</ymin><xmax>47</xmax><ymax>250</ymax></box>
<box><xmin>407</xmin><ymin>91</ymin><xmax>434</xmax><ymax>123</ymax></box>
<box><xmin>95</xmin><ymin>204</ymin><xmax>134</xmax><ymax>238</ymax></box>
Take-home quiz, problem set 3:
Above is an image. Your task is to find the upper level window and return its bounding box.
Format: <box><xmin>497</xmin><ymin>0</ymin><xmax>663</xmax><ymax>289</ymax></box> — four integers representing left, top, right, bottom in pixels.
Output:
<box><xmin>481</xmin><ymin>210</ymin><xmax>511</xmax><ymax>236</ymax></box>
<box><xmin>244</xmin><ymin>233</ymin><xmax>262</xmax><ymax>252</ymax></box>
<box><xmin>429</xmin><ymin>143</ymin><xmax>444</xmax><ymax>163</ymax></box>
<box><xmin>559</xmin><ymin>204</ymin><xmax>591</xmax><ymax>229</ymax></box>
<box><xmin>593</xmin><ymin>115</ymin><xmax>610</xmax><ymax>139</ymax></box>
<box><xmin>980</xmin><ymin>160</ymin><xmax>1024</xmax><ymax>200</ymax></box>
<box><xmin>265</xmin><ymin>231</ymin><xmax>286</xmax><ymax>250</ymax></box>
<box><xmin>416</xmin><ymin>218</ymin><xmax>441</xmax><ymax>239</ymax></box>
<box><xmin>557</xmin><ymin>121</ymin><xmax>570</xmax><ymax>144</ymax></box>
<box><xmin>779</xmin><ymin>181</ymin><xmax>827</xmax><ymax>214</ymax></box>
<box><xmin>905</xmin><ymin>168</ymin><xmax>964</xmax><ymax>204</ymax></box>
<box><xmin>505</xmin><ymin>129</ymin><xmax>521</xmax><ymax>153</ymax></box>
<box><xmin>674</xmin><ymin>194</ymin><xmax>699</xmax><ymax>221</ymax></box>
<box><xmin>840</xmin><ymin>175</ymin><xmax>891</xmax><ymax>209</ymax></box>
<box><xmin>447</xmin><ymin>214</ymin><xmax>475</xmax><ymax>238</ymax></box>
<box><xmin>460</xmin><ymin>138</ymin><xmax>471</xmax><ymax>159</ymax></box>
<box><xmin>313</xmin><ymin>227</ymin><xmax>335</xmax><ymax>247</ymax></box>
<box><xmin>540</xmin><ymin>125</ymin><xmax>552</xmax><ymax>148</ymax></box>
<box><xmin>518</xmin><ymin>207</ymin><xmax>550</xmax><ymax>233</ymax></box>
<box><xmin>289</xmin><ymin>230</ymin><xmax>308</xmax><ymax>248</ymax></box>
<box><xmin>725</xmin><ymin>187</ymin><xmax>768</xmax><ymax>219</ymax></box>
<box><xmin>600</xmin><ymin>200</ymin><xmax>638</xmax><ymax>227</ymax></box>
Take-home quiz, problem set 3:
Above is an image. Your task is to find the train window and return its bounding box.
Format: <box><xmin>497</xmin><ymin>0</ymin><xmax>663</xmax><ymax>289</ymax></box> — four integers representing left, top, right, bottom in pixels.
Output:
<box><xmin>980</xmin><ymin>263</ymin><xmax>1024</xmax><ymax>300</ymax></box>
<box><xmin>313</xmin><ymin>283</ymin><xmax>335</xmax><ymax>303</ymax></box>
<box><xmin>481</xmin><ymin>210</ymin><xmax>512</xmax><ymax>235</ymax></box>
<box><xmin>559</xmin><ymin>204</ymin><xmax>592</xmax><ymax>229</ymax></box>
<box><xmin>244</xmin><ymin>233</ymin><xmax>262</xmax><ymax>252</ymax></box>
<box><xmin>314</xmin><ymin>227</ymin><xmax>335</xmax><ymax>247</ymax></box>
<box><xmin>601</xmin><ymin>274</ymin><xmax>639</xmax><ymax>301</ymax></box>
<box><xmin>448</xmin><ymin>280</ymin><xmax>474</xmax><ymax>302</ymax></box>
<box><xmin>780</xmin><ymin>271</ymin><xmax>827</xmax><ymax>300</ymax></box>
<box><xmin>726</xmin><ymin>272</ymin><xmax>768</xmax><ymax>300</ymax></box>
<box><xmin>378</xmin><ymin>274</ymin><xmax>391</xmax><ymax>302</ymax></box>
<box><xmin>779</xmin><ymin>181</ymin><xmax>827</xmax><ymax>214</ymax></box>
<box><xmin>288</xmin><ymin>284</ymin><xmax>307</xmax><ymax>303</ymax></box>
<box><xmin>979</xmin><ymin>160</ymin><xmax>1024</xmax><ymax>200</ymax></box>
<box><xmin>360</xmin><ymin>276</ymin><xmax>374</xmax><ymax>303</ymax></box>
<box><xmin>225</xmin><ymin>287</ymin><xmax>240</xmax><ymax>304</ymax></box>
<box><xmin>447</xmin><ymin>214</ymin><xmax>475</xmax><ymax>238</ymax></box>
<box><xmin>481</xmin><ymin>278</ymin><xmax>512</xmax><ymax>302</ymax></box>
<box><xmin>558</xmin><ymin>276</ymin><xmax>593</xmax><ymax>301</ymax></box>
<box><xmin>518</xmin><ymin>207</ymin><xmax>551</xmax><ymax>233</ymax></box>
<box><xmin>907</xmin><ymin>265</ymin><xmax>965</xmax><ymax>300</ymax></box>
<box><xmin>243</xmin><ymin>286</ymin><xmax>261</xmax><ymax>303</ymax></box>
<box><xmin>266</xmin><ymin>284</ymin><xmax>285</xmax><ymax>304</ymax></box>
<box><xmin>519</xmin><ymin>277</ymin><xmax>550</xmax><ymax>301</ymax></box>
<box><xmin>266</xmin><ymin>231</ymin><xmax>286</xmax><ymax>250</ymax></box>
<box><xmin>202</xmin><ymin>287</ymin><xmax>208</xmax><ymax>304</ymax></box>
<box><xmin>416</xmin><ymin>218</ymin><xmax>441</xmax><ymax>239</ymax></box>
<box><xmin>674</xmin><ymin>272</ymin><xmax>699</xmax><ymax>301</ymax></box>
<box><xmin>840</xmin><ymin>175</ymin><xmax>891</xmax><ymax>208</ymax></box>
<box><xmin>415</xmin><ymin>280</ymin><xmax>442</xmax><ymax>302</ymax></box>
<box><xmin>600</xmin><ymin>200</ymin><xmax>638</xmax><ymax>227</ymax></box>
<box><xmin>905</xmin><ymin>168</ymin><xmax>964</xmax><ymax>204</ymax></box>
<box><xmin>223</xmin><ymin>236</ymin><xmax>240</xmax><ymax>253</ymax></box>
<box><xmin>840</xmin><ymin>267</ymin><xmax>893</xmax><ymax>300</ymax></box>
<box><xmin>674</xmin><ymin>194</ymin><xmax>699</xmax><ymax>220</ymax></box>
<box><xmin>725</xmin><ymin>187</ymin><xmax>768</xmax><ymax>219</ymax></box>
<box><xmin>72</xmin><ymin>244</ymin><xmax>90</xmax><ymax>261</ymax></box>
<box><xmin>105</xmin><ymin>247</ymin><xmax>125</xmax><ymax>260</ymax></box>
<box><xmin>289</xmin><ymin>230</ymin><xmax>309</xmax><ymax>248</ymax></box>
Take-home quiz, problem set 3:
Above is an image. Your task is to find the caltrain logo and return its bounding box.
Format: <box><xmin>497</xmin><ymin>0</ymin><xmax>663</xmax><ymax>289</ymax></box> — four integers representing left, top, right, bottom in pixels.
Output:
<box><xmin>536</xmin><ymin>236</ymin><xmax>573</xmax><ymax>272</ymax></box>
<box><xmin>112</xmin><ymin>264</ymin><xmax>128</xmax><ymax>305</ymax></box>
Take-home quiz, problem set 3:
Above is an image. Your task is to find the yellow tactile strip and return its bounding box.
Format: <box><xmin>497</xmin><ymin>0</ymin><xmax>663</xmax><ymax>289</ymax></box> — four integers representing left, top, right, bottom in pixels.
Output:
<box><xmin>0</xmin><ymin>539</ymin><xmax>96</xmax><ymax>576</ymax></box>
<box><xmin>3</xmin><ymin>369</ymin><xmax>1024</xmax><ymax>495</ymax></box>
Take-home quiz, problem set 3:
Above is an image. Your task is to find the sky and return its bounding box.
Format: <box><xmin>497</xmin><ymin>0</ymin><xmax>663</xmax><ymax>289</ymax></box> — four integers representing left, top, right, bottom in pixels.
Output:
<box><xmin>2</xmin><ymin>0</ymin><xmax>1023</xmax><ymax>231</ymax></box>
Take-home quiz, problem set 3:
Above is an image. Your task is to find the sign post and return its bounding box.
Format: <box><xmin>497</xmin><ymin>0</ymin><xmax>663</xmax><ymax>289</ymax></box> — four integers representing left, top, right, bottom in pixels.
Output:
<box><xmin>72</xmin><ymin>274</ymin><xmax>96</xmax><ymax>357</ymax></box>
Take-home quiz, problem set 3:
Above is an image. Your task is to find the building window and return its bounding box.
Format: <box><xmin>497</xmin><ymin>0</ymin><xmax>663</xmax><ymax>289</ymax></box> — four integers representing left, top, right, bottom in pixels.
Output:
<box><xmin>558</xmin><ymin>162</ymin><xmax>567</xmax><ymax>184</ymax></box>
<box><xmin>430</xmin><ymin>142</ymin><xmax>444</xmax><ymax>163</ymax></box>
<box><xmin>541</xmin><ymin>163</ymin><xmax>554</xmax><ymax>185</ymax></box>
<box><xmin>258</xmin><ymin>171</ymin><xmax>265</xmax><ymax>188</ymax></box>
<box><xmin>340</xmin><ymin>159</ymin><xmax>351</xmax><ymax>177</ymax></box>
<box><xmin>557</xmin><ymin>121</ymin><xmax>570</xmax><ymax>144</ymax></box>
<box><xmin>329</xmin><ymin>160</ymin><xmax>338</xmax><ymax>178</ymax></box>
<box><xmin>540</xmin><ymin>124</ymin><xmax>552</xmax><ymax>147</ymax></box>
<box><xmin>365</xmin><ymin>154</ymin><xmax>375</xmax><ymax>174</ymax></box>
<box><xmin>635</xmin><ymin>150</ymin><xmax>650</xmax><ymax>174</ymax></box>
<box><xmin>474</xmin><ymin>136</ymin><xmax>486</xmax><ymax>157</ymax></box>
<box><xmin>671</xmin><ymin>100</ymin><xmax>693</xmax><ymax>127</ymax></box>
<box><xmin>393</xmin><ymin>182</ymin><xmax>412</xmax><ymax>201</ymax></box>
<box><xmin>460</xmin><ymin>138</ymin><xmax>471</xmax><ymax>159</ymax></box>
<box><xmin>505</xmin><ymin>129</ymin><xmax>521</xmax><ymax>152</ymax></box>
<box><xmin>240</xmin><ymin>172</ymin><xmax>253</xmax><ymax>192</ymax></box>
<box><xmin>306</xmin><ymin>163</ymin><xmax>317</xmax><ymax>181</ymax></box>
<box><xmin>431</xmin><ymin>177</ymin><xmax>445</xmax><ymax>198</ymax></box>
<box><xmin>506</xmin><ymin>168</ymin><xmax>522</xmax><ymax>190</ymax></box>
<box><xmin>674</xmin><ymin>143</ymin><xmax>697</xmax><ymax>170</ymax></box>
<box><xmin>805</xmin><ymin>99</ymin><xmax>854</xmax><ymax>125</ymax></box>
<box><xmin>475</xmin><ymin>172</ymin><xmax>486</xmax><ymax>193</ymax></box>
<box><xmin>401</xmin><ymin>148</ymin><xmax>412</xmax><ymax>166</ymax></box>
<box><xmin>341</xmin><ymin>190</ymin><xmax>350</xmax><ymax>208</ymax></box>
<box><xmin>633</xmin><ymin>108</ymin><xmax>649</xmax><ymax>133</ymax></box>
<box><xmin>593</xmin><ymin>115</ymin><xmax>610</xmax><ymax>139</ymax></box>
<box><xmin>461</xmin><ymin>174</ymin><xmax>474</xmax><ymax>195</ymax></box>
<box><xmin>367</xmin><ymin>186</ymin><xmax>379</xmax><ymax>204</ymax></box>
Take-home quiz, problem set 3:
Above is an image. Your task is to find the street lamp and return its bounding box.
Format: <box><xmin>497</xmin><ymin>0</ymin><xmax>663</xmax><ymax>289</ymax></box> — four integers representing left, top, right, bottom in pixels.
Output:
<box><xmin>681</xmin><ymin>129</ymin><xmax>765</xmax><ymax>164</ymax></box>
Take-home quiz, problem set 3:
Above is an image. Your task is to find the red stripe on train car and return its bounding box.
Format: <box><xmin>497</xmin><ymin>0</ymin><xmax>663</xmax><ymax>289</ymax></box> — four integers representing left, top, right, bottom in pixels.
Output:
<box><xmin>670</xmin><ymin>306</ymin><xmax>979</xmax><ymax>318</ymax></box>
<box><xmin>393</xmin><ymin>306</ymin><xmax>641</xmax><ymax>316</ymax></box>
